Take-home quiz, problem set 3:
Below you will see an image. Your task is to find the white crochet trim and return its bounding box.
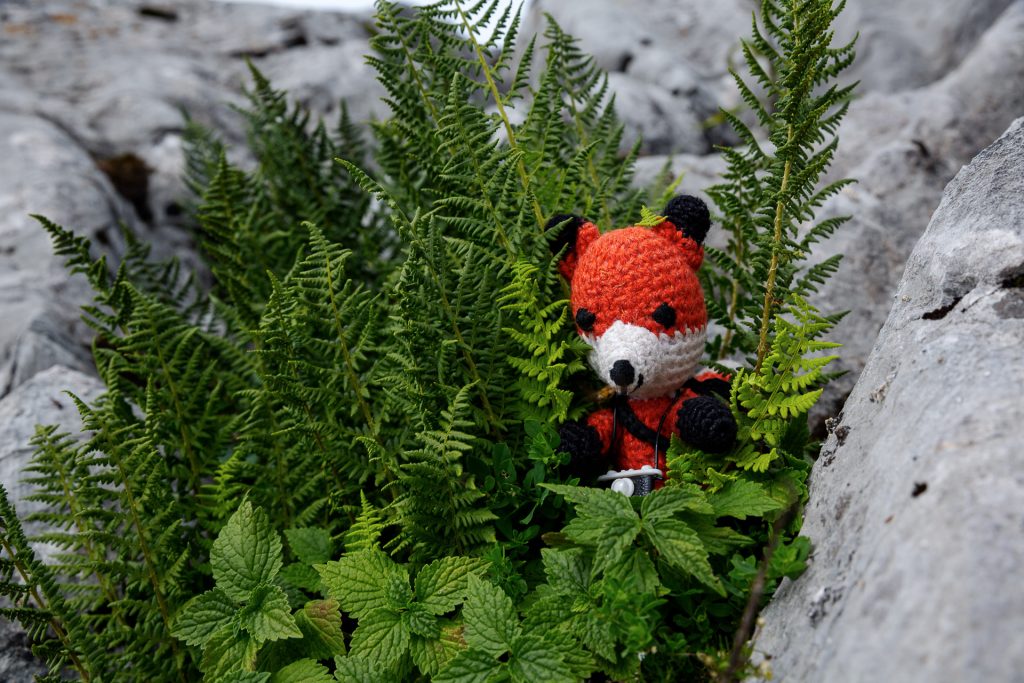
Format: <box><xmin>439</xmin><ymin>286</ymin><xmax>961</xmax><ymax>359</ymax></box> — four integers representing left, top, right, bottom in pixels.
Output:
<box><xmin>583</xmin><ymin>321</ymin><xmax>706</xmax><ymax>399</ymax></box>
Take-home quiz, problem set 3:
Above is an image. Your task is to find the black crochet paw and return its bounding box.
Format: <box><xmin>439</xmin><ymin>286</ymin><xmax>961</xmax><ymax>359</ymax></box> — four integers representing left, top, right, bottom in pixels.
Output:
<box><xmin>557</xmin><ymin>421</ymin><xmax>608</xmax><ymax>480</ymax></box>
<box><xmin>664</xmin><ymin>195</ymin><xmax>711</xmax><ymax>245</ymax></box>
<box><xmin>676</xmin><ymin>396</ymin><xmax>737</xmax><ymax>454</ymax></box>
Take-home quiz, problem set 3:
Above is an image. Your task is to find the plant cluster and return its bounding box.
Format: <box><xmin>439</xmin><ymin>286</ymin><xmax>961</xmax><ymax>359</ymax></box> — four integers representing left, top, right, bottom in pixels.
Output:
<box><xmin>0</xmin><ymin>1</ymin><xmax>853</xmax><ymax>681</ymax></box>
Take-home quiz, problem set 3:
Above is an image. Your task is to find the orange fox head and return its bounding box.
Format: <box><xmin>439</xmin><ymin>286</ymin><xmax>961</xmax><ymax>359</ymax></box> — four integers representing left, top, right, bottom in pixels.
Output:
<box><xmin>552</xmin><ymin>195</ymin><xmax>711</xmax><ymax>399</ymax></box>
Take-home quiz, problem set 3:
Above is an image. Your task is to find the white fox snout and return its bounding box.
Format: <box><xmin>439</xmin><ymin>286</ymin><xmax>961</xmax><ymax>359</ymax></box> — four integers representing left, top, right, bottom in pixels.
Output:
<box><xmin>583</xmin><ymin>321</ymin><xmax>706</xmax><ymax>399</ymax></box>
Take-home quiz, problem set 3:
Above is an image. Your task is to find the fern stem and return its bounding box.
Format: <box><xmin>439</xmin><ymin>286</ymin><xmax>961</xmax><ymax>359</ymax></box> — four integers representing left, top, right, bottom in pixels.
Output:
<box><xmin>453</xmin><ymin>0</ymin><xmax>546</xmax><ymax>231</ymax></box>
<box><xmin>142</xmin><ymin>305</ymin><xmax>203</xmax><ymax>498</ymax></box>
<box><xmin>110</xmin><ymin>442</ymin><xmax>188</xmax><ymax>683</ymax></box>
<box><xmin>720</xmin><ymin>234</ymin><xmax>745</xmax><ymax>359</ymax></box>
<box><xmin>754</xmin><ymin>124</ymin><xmax>794</xmax><ymax>371</ymax></box>
<box><xmin>562</xmin><ymin>79</ymin><xmax>613</xmax><ymax>227</ymax></box>
<box><xmin>0</xmin><ymin>535</ymin><xmax>90</xmax><ymax>681</ymax></box>
<box><xmin>46</xmin><ymin>447</ymin><xmax>130</xmax><ymax>627</ymax></box>
<box><xmin>321</xmin><ymin>248</ymin><xmax>378</xmax><ymax>438</ymax></box>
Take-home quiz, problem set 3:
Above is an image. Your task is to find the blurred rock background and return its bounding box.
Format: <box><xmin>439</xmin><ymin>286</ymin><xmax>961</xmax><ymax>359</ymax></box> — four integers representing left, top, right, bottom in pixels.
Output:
<box><xmin>1</xmin><ymin>1</ymin><xmax>1022</xmax><ymax>680</ymax></box>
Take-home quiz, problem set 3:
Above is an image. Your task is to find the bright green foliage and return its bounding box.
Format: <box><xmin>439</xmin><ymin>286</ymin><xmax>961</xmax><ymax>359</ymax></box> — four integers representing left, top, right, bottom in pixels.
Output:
<box><xmin>499</xmin><ymin>259</ymin><xmax>589</xmax><ymax>423</ymax></box>
<box><xmin>317</xmin><ymin>545</ymin><xmax>487</xmax><ymax>678</ymax></box>
<box><xmin>703</xmin><ymin>0</ymin><xmax>855</xmax><ymax>362</ymax></box>
<box><xmin>729</xmin><ymin>296</ymin><xmax>841</xmax><ymax>471</ymax></box>
<box><xmin>435</xmin><ymin>574</ymin><xmax>588</xmax><ymax>683</ymax></box>
<box><xmin>172</xmin><ymin>502</ymin><xmax>304</xmax><ymax>681</ymax></box>
<box><xmin>0</xmin><ymin>0</ymin><xmax>854</xmax><ymax>680</ymax></box>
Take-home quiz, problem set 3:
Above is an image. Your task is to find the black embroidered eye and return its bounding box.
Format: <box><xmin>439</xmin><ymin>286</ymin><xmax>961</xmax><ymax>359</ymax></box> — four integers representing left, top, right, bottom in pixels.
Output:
<box><xmin>653</xmin><ymin>303</ymin><xmax>676</xmax><ymax>328</ymax></box>
<box><xmin>575</xmin><ymin>307</ymin><xmax>596</xmax><ymax>332</ymax></box>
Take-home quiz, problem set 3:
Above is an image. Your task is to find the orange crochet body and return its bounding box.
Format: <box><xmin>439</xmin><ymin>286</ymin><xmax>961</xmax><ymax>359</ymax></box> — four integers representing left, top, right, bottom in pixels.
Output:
<box><xmin>586</xmin><ymin>371</ymin><xmax>730</xmax><ymax>472</ymax></box>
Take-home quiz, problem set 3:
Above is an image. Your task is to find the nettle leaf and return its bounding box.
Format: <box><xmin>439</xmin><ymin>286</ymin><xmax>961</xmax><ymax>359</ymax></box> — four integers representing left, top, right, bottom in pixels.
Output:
<box><xmin>409</xmin><ymin>620</ymin><xmax>463</xmax><ymax>676</ymax></box>
<box><xmin>333</xmin><ymin>654</ymin><xmax>391</xmax><ymax>683</ymax></box>
<box><xmin>463</xmin><ymin>574</ymin><xmax>518</xmax><ymax>656</ymax></box>
<box><xmin>640</xmin><ymin>484</ymin><xmax>713</xmax><ymax>521</ymax></box>
<box><xmin>213</xmin><ymin>501</ymin><xmax>284</xmax><ymax>601</ymax></box>
<box><xmin>709</xmin><ymin>478</ymin><xmax>785</xmax><ymax>519</ymax></box>
<box><xmin>316</xmin><ymin>549</ymin><xmax>406</xmax><ymax>619</ymax></box>
<box><xmin>294</xmin><ymin>599</ymin><xmax>346</xmax><ymax>659</ymax></box>
<box><xmin>545</xmin><ymin>484</ymin><xmax>641</xmax><ymax>572</ymax></box>
<box><xmin>284</xmin><ymin>527</ymin><xmax>333</xmax><ymax>565</ymax></box>
<box><xmin>540</xmin><ymin>548</ymin><xmax>590</xmax><ymax>596</ymax></box>
<box><xmin>605</xmin><ymin>547</ymin><xmax>661</xmax><ymax>595</ymax></box>
<box><xmin>348</xmin><ymin>607</ymin><xmax>409</xmax><ymax>667</ymax></box>
<box><xmin>280</xmin><ymin>562</ymin><xmax>323</xmax><ymax>593</ymax></box>
<box><xmin>643</xmin><ymin>517</ymin><xmax>723</xmax><ymax>595</ymax></box>
<box><xmin>237</xmin><ymin>584</ymin><xmax>302</xmax><ymax>643</ymax></box>
<box><xmin>220</xmin><ymin>672</ymin><xmax>271</xmax><ymax>683</ymax></box>
<box><xmin>402</xmin><ymin>603</ymin><xmax>439</xmax><ymax>639</ymax></box>
<box><xmin>383</xmin><ymin>570</ymin><xmax>414</xmax><ymax>610</ymax></box>
<box><xmin>414</xmin><ymin>556</ymin><xmax>488</xmax><ymax>615</ymax></box>
<box><xmin>202</xmin><ymin>626</ymin><xmax>259</xmax><ymax>679</ymax></box>
<box><xmin>434</xmin><ymin>647</ymin><xmax>502</xmax><ymax>683</ymax></box>
<box><xmin>172</xmin><ymin>587</ymin><xmax>237</xmax><ymax>647</ymax></box>
<box><xmin>270</xmin><ymin>658</ymin><xmax>333</xmax><ymax>683</ymax></box>
<box><xmin>509</xmin><ymin>632</ymin><xmax>575</xmax><ymax>683</ymax></box>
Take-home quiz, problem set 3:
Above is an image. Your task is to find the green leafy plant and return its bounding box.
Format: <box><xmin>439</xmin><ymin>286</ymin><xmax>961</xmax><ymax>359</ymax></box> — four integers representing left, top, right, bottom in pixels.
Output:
<box><xmin>0</xmin><ymin>0</ymin><xmax>853</xmax><ymax>681</ymax></box>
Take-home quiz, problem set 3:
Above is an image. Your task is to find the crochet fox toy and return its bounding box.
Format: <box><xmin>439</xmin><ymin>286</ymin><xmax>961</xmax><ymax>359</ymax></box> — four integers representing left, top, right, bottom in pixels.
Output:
<box><xmin>551</xmin><ymin>195</ymin><xmax>737</xmax><ymax>495</ymax></box>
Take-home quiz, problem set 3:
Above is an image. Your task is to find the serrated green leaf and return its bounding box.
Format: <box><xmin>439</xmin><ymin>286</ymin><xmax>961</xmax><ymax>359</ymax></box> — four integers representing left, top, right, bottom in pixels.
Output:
<box><xmin>238</xmin><ymin>584</ymin><xmax>302</xmax><ymax>643</ymax></box>
<box><xmin>212</xmin><ymin>501</ymin><xmax>283</xmax><ymax>601</ymax></box>
<box><xmin>643</xmin><ymin>518</ymin><xmax>723</xmax><ymax>595</ymax></box>
<box><xmin>641</xmin><ymin>484</ymin><xmax>713</xmax><ymax>521</ymax></box>
<box><xmin>202</xmin><ymin>626</ymin><xmax>258</xmax><ymax>679</ymax></box>
<box><xmin>391</xmin><ymin>603</ymin><xmax>429</xmax><ymax>639</ymax></box>
<box><xmin>433</xmin><ymin>647</ymin><xmax>502</xmax><ymax>683</ymax></box>
<box><xmin>546</xmin><ymin>485</ymin><xmax>641</xmax><ymax>573</ymax></box>
<box><xmin>348</xmin><ymin>608</ymin><xmax>409</xmax><ymax>667</ymax></box>
<box><xmin>294</xmin><ymin>599</ymin><xmax>346</xmax><ymax>659</ymax></box>
<box><xmin>280</xmin><ymin>562</ymin><xmax>323</xmax><ymax>593</ymax></box>
<box><xmin>463</xmin><ymin>574</ymin><xmax>517</xmax><ymax>656</ymax></box>
<box><xmin>709</xmin><ymin>479</ymin><xmax>785</xmax><ymax>519</ymax></box>
<box><xmin>686</xmin><ymin>517</ymin><xmax>754</xmax><ymax>555</ymax></box>
<box><xmin>219</xmin><ymin>672</ymin><xmax>270</xmax><ymax>683</ymax></box>
<box><xmin>409</xmin><ymin>620</ymin><xmax>464</xmax><ymax>676</ymax></box>
<box><xmin>316</xmin><ymin>549</ymin><xmax>406</xmax><ymax>619</ymax></box>
<box><xmin>415</xmin><ymin>556</ymin><xmax>488</xmax><ymax>615</ymax></box>
<box><xmin>171</xmin><ymin>588</ymin><xmax>237</xmax><ymax>647</ymax></box>
<box><xmin>284</xmin><ymin>527</ymin><xmax>333</xmax><ymax>566</ymax></box>
<box><xmin>333</xmin><ymin>655</ymin><xmax>390</xmax><ymax>683</ymax></box>
<box><xmin>540</xmin><ymin>548</ymin><xmax>590</xmax><ymax>596</ymax></box>
<box><xmin>382</xmin><ymin>570</ymin><xmax>413</xmax><ymax>610</ymax></box>
<box><xmin>270</xmin><ymin>658</ymin><xmax>333</xmax><ymax>683</ymax></box>
<box><xmin>509</xmin><ymin>632</ymin><xmax>574</xmax><ymax>683</ymax></box>
<box><xmin>605</xmin><ymin>547</ymin><xmax>661</xmax><ymax>594</ymax></box>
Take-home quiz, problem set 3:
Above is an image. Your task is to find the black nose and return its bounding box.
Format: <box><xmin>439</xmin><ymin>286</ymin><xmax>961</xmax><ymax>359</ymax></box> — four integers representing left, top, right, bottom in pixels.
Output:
<box><xmin>610</xmin><ymin>360</ymin><xmax>635</xmax><ymax>387</ymax></box>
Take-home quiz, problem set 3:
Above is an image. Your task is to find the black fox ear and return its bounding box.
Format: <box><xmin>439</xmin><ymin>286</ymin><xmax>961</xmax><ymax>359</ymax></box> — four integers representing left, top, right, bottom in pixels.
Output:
<box><xmin>546</xmin><ymin>214</ymin><xmax>585</xmax><ymax>256</ymax></box>
<box><xmin>547</xmin><ymin>214</ymin><xmax>598</xmax><ymax>280</ymax></box>
<box><xmin>664</xmin><ymin>195</ymin><xmax>711</xmax><ymax>245</ymax></box>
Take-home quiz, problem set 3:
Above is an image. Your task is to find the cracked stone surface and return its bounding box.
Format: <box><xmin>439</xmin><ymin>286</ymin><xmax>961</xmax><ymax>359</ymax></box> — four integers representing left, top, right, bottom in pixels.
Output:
<box><xmin>748</xmin><ymin>117</ymin><xmax>1024</xmax><ymax>683</ymax></box>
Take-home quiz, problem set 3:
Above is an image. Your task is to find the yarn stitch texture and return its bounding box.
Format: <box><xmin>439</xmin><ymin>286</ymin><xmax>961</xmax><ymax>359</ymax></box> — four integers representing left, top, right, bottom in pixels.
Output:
<box><xmin>554</xmin><ymin>195</ymin><xmax>737</xmax><ymax>478</ymax></box>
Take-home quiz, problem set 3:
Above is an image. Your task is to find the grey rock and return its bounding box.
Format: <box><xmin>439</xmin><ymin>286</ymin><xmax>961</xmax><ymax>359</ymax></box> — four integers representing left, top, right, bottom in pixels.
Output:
<box><xmin>606</xmin><ymin>72</ymin><xmax>708</xmax><ymax>155</ymax></box>
<box><xmin>833</xmin><ymin>0</ymin><xmax>1015</xmax><ymax>92</ymax></box>
<box><xmin>0</xmin><ymin>0</ymin><xmax>382</xmax><ymax>236</ymax></box>
<box><xmin>0</xmin><ymin>617</ymin><xmax>45</xmax><ymax>683</ymax></box>
<box><xmin>0</xmin><ymin>112</ymin><xmax>131</xmax><ymax>397</ymax></box>
<box><xmin>749</xmin><ymin>117</ymin><xmax>1024</xmax><ymax>682</ymax></box>
<box><xmin>0</xmin><ymin>365</ymin><xmax>105</xmax><ymax>552</ymax></box>
<box><xmin>525</xmin><ymin>0</ymin><xmax>750</xmax><ymax>155</ymax></box>
<box><xmin>811</xmin><ymin>1</ymin><xmax>1024</xmax><ymax>425</ymax></box>
<box><xmin>0</xmin><ymin>0</ymin><xmax>384</xmax><ymax>398</ymax></box>
<box><xmin>0</xmin><ymin>366</ymin><xmax>103</xmax><ymax>681</ymax></box>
